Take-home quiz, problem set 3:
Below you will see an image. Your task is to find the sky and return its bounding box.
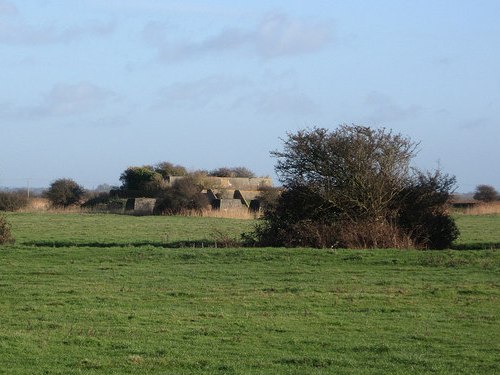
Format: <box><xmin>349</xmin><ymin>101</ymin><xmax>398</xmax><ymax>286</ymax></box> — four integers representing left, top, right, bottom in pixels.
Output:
<box><xmin>0</xmin><ymin>0</ymin><xmax>499</xmax><ymax>192</ymax></box>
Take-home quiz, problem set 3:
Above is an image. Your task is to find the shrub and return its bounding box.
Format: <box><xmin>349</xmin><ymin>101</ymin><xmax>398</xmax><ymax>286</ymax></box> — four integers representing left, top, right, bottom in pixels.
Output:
<box><xmin>154</xmin><ymin>162</ymin><xmax>187</xmax><ymax>178</ymax></box>
<box><xmin>396</xmin><ymin>171</ymin><xmax>459</xmax><ymax>249</ymax></box>
<box><xmin>82</xmin><ymin>192</ymin><xmax>110</xmax><ymax>207</ymax></box>
<box><xmin>255</xmin><ymin>186</ymin><xmax>281</xmax><ymax>212</ymax></box>
<box><xmin>45</xmin><ymin>178</ymin><xmax>85</xmax><ymax>207</ymax></box>
<box><xmin>246</xmin><ymin>125</ymin><xmax>459</xmax><ymax>249</ymax></box>
<box><xmin>119</xmin><ymin>166</ymin><xmax>165</xmax><ymax>197</ymax></box>
<box><xmin>473</xmin><ymin>184</ymin><xmax>498</xmax><ymax>202</ymax></box>
<box><xmin>0</xmin><ymin>191</ymin><xmax>29</xmax><ymax>211</ymax></box>
<box><xmin>0</xmin><ymin>215</ymin><xmax>15</xmax><ymax>245</ymax></box>
<box><xmin>155</xmin><ymin>175</ymin><xmax>210</xmax><ymax>214</ymax></box>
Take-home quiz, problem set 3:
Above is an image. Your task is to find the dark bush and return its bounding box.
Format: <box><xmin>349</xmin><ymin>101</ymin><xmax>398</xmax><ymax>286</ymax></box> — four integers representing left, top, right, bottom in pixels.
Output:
<box><xmin>473</xmin><ymin>184</ymin><xmax>498</xmax><ymax>202</ymax></box>
<box><xmin>119</xmin><ymin>166</ymin><xmax>165</xmax><ymax>197</ymax></box>
<box><xmin>155</xmin><ymin>175</ymin><xmax>210</xmax><ymax>214</ymax></box>
<box><xmin>45</xmin><ymin>178</ymin><xmax>85</xmax><ymax>207</ymax></box>
<box><xmin>255</xmin><ymin>186</ymin><xmax>281</xmax><ymax>213</ymax></box>
<box><xmin>396</xmin><ymin>171</ymin><xmax>459</xmax><ymax>249</ymax></box>
<box><xmin>244</xmin><ymin>185</ymin><xmax>341</xmax><ymax>247</ymax></box>
<box><xmin>0</xmin><ymin>191</ymin><xmax>29</xmax><ymax>211</ymax></box>
<box><xmin>0</xmin><ymin>215</ymin><xmax>15</xmax><ymax>245</ymax></box>
<box><xmin>82</xmin><ymin>192</ymin><xmax>110</xmax><ymax>208</ymax></box>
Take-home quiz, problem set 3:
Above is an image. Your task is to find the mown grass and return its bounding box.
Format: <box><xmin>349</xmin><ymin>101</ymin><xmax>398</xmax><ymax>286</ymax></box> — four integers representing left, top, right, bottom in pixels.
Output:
<box><xmin>0</xmin><ymin>212</ymin><xmax>499</xmax><ymax>374</ymax></box>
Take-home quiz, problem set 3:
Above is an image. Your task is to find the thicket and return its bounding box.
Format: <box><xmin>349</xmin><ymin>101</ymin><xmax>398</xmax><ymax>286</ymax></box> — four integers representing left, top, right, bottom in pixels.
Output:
<box><xmin>0</xmin><ymin>191</ymin><xmax>29</xmax><ymax>211</ymax></box>
<box><xmin>245</xmin><ymin>125</ymin><xmax>459</xmax><ymax>250</ymax></box>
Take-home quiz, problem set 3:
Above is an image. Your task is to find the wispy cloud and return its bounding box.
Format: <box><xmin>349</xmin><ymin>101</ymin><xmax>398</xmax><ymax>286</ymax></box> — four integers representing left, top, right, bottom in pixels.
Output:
<box><xmin>154</xmin><ymin>73</ymin><xmax>318</xmax><ymax>116</ymax></box>
<box><xmin>155</xmin><ymin>75</ymin><xmax>248</xmax><ymax>109</ymax></box>
<box><xmin>254</xmin><ymin>13</ymin><xmax>332</xmax><ymax>58</ymax></box>
<box><xmin>363</xmin><ymin>91</ymin><xmax>422</xmax><ymax>124</ymax></box>
<box><xmin>0</xmin><ymin>82</ymin><xmax>118</xmax><ymax>120</ymax></box>
<box><xmin>0</xmin><ymin>0</ymin><xmax>17</xmax><ymax>16</ymax></box>
<box><xmin>0</xmin><ymin>19</ymin><xmax>113</xmax><ymax>45</ymax></box>
<box><xmin>460</xmin><ymin>117</ymin><xmax>492</xmax><ymax>130</ymax></box>
<box><xmin>144</xmin><ymin>11</ymin><xmax>332</xmax><ymax>62</ymax></box>
<box><xmin>33</xmin><ymin>82</ymin><xmax>118</xmax><ymax>116</ymax></box>
<box><xmin>237</xmin><ymin>89</ymin><xmax>318</xmax><ymax>116</ymax></box>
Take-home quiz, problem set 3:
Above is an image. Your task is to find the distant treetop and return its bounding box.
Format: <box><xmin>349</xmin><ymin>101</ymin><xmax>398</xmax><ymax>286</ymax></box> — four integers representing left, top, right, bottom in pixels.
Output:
<box><xmin>473</xmin><ymin>184</ymin><xmax>498</xmax><ymax>202</ymax></box>
<box><xmin>208</xmin><ymin>167</ymin><xmax>256</xmax><ymax>178</ymax></box>
<box><xmin>154</xmin><ymin>162</ymin><xmax>187</xmax><ymax>178</ymax></box>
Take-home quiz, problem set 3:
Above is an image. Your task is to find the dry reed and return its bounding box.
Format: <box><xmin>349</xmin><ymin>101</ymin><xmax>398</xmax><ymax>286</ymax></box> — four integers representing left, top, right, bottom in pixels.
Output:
<box><xmin>463</xmin><ymin>202</ymin><xmax>500</xmax><ymax>215</ymax></box>
<box><xmin>19</xmin><ymin>198</ymin><xmax>259</xmax><ymax>219</ymax></box>
<box><xmin>178</xmin><ymin>208</ymin><xmax>260</xmax><ymax>220</ymax></box>
<box><xmin>20</xmin><ymin>198</ymin><xmax>88</xmax><ymax>213</ymax></box>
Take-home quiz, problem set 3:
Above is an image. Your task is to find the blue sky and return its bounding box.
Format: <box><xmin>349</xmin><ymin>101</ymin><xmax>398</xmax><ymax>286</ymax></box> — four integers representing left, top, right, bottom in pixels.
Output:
<box><xmin>1</xmin><ymin>0</ymin><xmax>499</xmax><ymax>192</ymax></box>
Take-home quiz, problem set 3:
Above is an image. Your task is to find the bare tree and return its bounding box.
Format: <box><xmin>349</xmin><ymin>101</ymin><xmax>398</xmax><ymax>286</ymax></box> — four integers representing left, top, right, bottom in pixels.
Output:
<box><xmin>273</xmin><ymin>125</ymin><xmax>417</xmax><ymax>222</ymax></box>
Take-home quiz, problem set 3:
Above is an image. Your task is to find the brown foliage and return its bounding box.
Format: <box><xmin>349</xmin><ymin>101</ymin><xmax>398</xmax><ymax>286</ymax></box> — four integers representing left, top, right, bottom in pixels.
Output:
<box><xmin>0</xmin><ymin>215</ymin><xmax>15</xmax><ymax>245</ymax></box>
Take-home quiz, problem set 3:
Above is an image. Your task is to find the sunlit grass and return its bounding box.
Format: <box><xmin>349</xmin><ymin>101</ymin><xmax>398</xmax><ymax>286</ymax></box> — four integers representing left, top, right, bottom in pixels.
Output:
<box><xmin>0</xmin><ymin>212</ymin><xmax>498</xmax><ymax>374</ymax></box>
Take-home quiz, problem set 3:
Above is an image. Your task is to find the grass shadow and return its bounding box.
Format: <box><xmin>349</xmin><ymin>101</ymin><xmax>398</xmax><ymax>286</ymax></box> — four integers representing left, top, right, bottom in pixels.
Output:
<box><xmin>451</xmin><ymin>242</ymin><xmax>500</xmax><ymax>250</ymax></box>
<box><xmin>23</xmin><ymin>240</ymin><xmax>230</xmax><ymax>249</ymax></box>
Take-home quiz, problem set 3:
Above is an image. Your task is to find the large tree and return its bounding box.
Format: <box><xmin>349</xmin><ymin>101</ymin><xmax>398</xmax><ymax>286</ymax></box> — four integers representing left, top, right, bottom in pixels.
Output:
<box><xmin>248</xmin><ymin>125</ymin><xmax>458</xmax><ymax>249</ymax></box>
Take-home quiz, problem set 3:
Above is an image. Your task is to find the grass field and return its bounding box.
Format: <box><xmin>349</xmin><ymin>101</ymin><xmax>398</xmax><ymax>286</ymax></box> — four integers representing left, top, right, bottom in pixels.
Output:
<box><xmin>0</xmin><ymin>213</ymin><xmax>499</xmax><ymax>374</ymax></box>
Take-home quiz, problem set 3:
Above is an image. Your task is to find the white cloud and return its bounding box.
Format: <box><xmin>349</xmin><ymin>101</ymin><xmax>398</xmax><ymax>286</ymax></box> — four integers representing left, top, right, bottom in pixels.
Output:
<box><xmin>145</xmin><ymin>11</ymin><xmax>332</xmax><ymax>62</ymax></box>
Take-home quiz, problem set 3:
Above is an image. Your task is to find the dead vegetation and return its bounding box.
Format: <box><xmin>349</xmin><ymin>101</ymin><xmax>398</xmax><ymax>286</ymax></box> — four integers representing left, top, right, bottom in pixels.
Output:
<box><xmin>461</xmin><ymin>202</ymin><xmax>500</xmax><ymax>215</ymax></box>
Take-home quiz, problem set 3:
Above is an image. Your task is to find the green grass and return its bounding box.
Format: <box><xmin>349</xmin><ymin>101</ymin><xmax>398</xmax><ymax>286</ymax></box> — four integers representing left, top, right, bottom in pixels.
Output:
<box><xmin>453</xmin><ymin>214</ymin><xmax>500</xmax><ymax>249</ymax></box>
<box><xmin>5</xmin><ymin>212</ymin><xmax>255</xmax><ymax>247</ymax></box>
<box><xmin>0</xmin><ymin>212</ymin><xmax>499</xmax><ymax>374</ymax></box>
